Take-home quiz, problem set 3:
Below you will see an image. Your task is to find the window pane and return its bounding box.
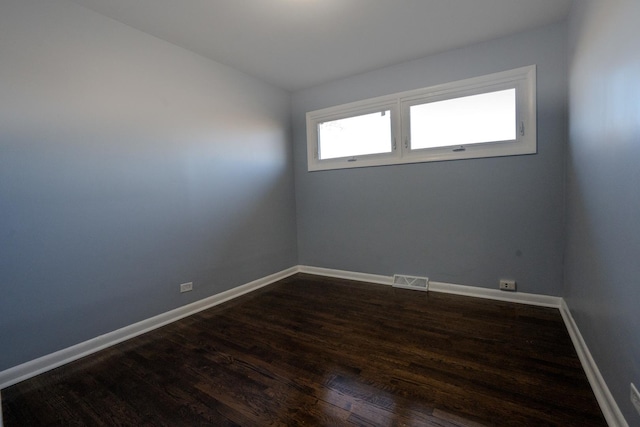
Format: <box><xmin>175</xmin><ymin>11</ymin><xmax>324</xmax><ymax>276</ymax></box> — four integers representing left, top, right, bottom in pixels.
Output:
<box><xmin>410</xmin><ymin>89</ymin><xmax>516</xmax><ymax>150</ymax></box>
<box><xmin>318</xmin><ymin>110</ymin><xmax>392</xmax><ymax>160</ymax></box>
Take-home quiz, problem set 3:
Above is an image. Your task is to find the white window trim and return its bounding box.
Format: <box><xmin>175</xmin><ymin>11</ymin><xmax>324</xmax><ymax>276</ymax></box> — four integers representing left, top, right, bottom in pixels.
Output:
<box><xmin>306</xmin><ymin>65</ymin><xmax>536</xmax><ymax>171</ymax></box>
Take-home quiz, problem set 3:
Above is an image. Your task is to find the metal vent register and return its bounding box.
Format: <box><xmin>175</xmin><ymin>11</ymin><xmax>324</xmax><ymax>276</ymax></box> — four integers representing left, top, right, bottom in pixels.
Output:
<box><xmin>392</xmin><ymin>275</ymin><xmax>429</xmax><ymax>292</ymax></box>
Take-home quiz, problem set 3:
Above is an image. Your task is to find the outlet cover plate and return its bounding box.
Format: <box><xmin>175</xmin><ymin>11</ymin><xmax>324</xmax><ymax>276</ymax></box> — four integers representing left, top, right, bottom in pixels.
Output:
<box><xmin>180</xmin><ymin>282</ymin><xmax>193</xmax><ymax>293</ymax></box>
<box><xmin>632</xmin><ymin>383</ymin><xmax>640</xmax><ymax>416</ymax></box>
<box><xmin>499</xmin><ymin>279</ymin><xmax>516</xmax><ymax>292</ymax></box>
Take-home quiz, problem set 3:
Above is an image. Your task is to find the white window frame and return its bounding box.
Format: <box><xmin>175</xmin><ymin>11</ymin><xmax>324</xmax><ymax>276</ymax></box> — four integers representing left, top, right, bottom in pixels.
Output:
<box><xmin>306</xmin><ymin>99</ymin><xmax>401</xmax><ymax>170</ymax></box>
<box><xmin>306</xmin><ymin>65</ymin><xmax>536</xmax><ymax>171</ymax></box>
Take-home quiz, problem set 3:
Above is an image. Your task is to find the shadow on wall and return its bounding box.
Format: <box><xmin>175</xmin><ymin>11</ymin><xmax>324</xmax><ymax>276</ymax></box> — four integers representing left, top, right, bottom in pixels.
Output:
<box><xmin>564</xmin><ymin>133</ymin><xmax>640</xmax><ymax>421</ymax></box>
<box><xmin>0</xmin><ymin>119</ymin><xmax>295</xmax><ymax>371</ymax></box>
<box><xmin>0</xmin><ymin>0</ymin><xmax>296</xmax><ymax>371</ymax></box>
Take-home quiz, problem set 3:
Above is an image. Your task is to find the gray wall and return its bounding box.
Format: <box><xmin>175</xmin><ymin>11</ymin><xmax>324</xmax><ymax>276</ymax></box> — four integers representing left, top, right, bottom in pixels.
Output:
<box><xmin>2</xmin><ymin>2</ymin><xmax>638</xmax><ymax>422</ymax></box>
<box><xmin>292</xmin><ymin>24</ymin><xmax>567</xmax><ymax>296</ymax></box>
<box><xmin>566</xmin><ymin>0</ymin><xmax>640</xmax><ymax>423</ymax></box>
<box><xmin>0</xmin><ymin>0</ymin><xmax>297</xmax><ymax>370</ymax></box>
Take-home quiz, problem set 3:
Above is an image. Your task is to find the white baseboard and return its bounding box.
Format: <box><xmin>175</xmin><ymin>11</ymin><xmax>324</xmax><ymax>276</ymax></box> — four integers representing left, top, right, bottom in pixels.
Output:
<box><xmin>559</xmin><ymin>300</ymin><xmax>628</xmax><ymax>427</ymax></box>
<box><xmin>299</xmin><ymin>266</ymin><xmax>625</xmax><ymax>426</ymax></box>
<box><xmin>1</xmin><ymin>264</ymin><xmax>625</xmax><ymax>427</ymax></box>
<box><xmin>428</xmin><ymin>280</ymin><xmax>562</xmax><ymax>308</ymax></box>
<box><xmin>297</xmin><ymin>265</ymin><xmax>392</xmax><ymax>286</ymax></box>
<box><xmin>0</xmin><ymin>266</ymin><xmax>298</xmax><ymax>390</ymax></box>
<box><xmin>298</xmin><ymin>265</ymin><xmax>562</xmax><ymax>308</ymax></box>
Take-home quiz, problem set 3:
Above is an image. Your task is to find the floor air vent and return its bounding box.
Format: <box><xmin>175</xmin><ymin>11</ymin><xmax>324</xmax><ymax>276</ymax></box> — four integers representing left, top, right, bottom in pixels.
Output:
<box><xmin>392</xmin><ymin>275</ymin><xmax>429</xmax><ymax>292</ymax></box>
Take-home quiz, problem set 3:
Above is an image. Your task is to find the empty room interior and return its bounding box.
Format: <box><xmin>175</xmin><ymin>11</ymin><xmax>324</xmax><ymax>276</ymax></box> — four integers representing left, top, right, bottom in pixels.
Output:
<box><xmin>0</xmin><ymin>0</ymin><xmax>638</xmax><ymax>425</ymax></box>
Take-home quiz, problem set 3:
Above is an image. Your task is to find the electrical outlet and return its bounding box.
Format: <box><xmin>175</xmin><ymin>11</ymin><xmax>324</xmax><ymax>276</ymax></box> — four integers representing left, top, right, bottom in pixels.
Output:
<box><xmin>179</xmin><ymin>282</ymin><xmax>193</xmax><ymax>293</ymax></box>
<box><xmin>631</xmin><ymin>383</ymin><xmax>640</xmax><ymax>416</ymax></box>
<box><xmin>499</xmin><ymin>279</ymin><xmax>516</xmax><ymax>292</ymax></box>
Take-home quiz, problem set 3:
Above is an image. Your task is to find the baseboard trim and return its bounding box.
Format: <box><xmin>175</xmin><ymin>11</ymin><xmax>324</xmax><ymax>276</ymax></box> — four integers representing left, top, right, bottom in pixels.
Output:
<box><xmin>0</xmin><ymin>266</ymin><xmax>298</xmax><ymax>390</ymax></box>
<box><xmin>428</xmin><ymin>280</ymin><xmax>562</xmax><ymax>308</ymax></box>
<box><xmin>298</xmin><ymin>265</ymin><xmax>562</xmax><ymax>308</ymax></box>
<box><xmin>1</xmin><ymin>265</ymin><xmax>625</xmax><ymax>427</ymax></box>
<box><xmin>300</xmin><ymin>265</ymin><xmax>625</xmax><ymax>425</ymax></box>
<box><xmin>559</xmin><ymin>300</ymin><xmax>628</xmax><ymax>427</ymax></box>
<box><xmin>297</xmin><ymin>265</ymin><xmax>392</xmax><ymax>286</ymax></box>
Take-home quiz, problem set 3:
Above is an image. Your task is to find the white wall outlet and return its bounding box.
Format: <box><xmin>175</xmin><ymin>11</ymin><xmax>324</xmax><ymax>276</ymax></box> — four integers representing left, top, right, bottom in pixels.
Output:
<box><xmin>179</xmin><ymin>282</ymin><xmax>193</xmax><ymax>293</ymax></box>
<box><xmin>631</xmin><ymin>383</ymin><xmax>640</xmax><ymax>416</ymax></box>
<box><xmin>499</xmin><ymin>279</ymin><xmax>516</xmax><ymax>292</ymax></box>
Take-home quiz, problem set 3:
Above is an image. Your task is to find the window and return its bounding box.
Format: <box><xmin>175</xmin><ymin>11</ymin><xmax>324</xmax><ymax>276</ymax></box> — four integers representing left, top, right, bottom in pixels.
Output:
<box><xmin>318</xmin><ymin>109</ymin><xmax>393</xmax><ymax>160</ymax></box>
<box><xmin>306</xmin><ymin>65</ymin><xmax>536</xmax><ymax>171</ymax></box>
<box><xmin>408</xmin><ymin>89</ymin><xmax>516</xmax><ymax>149</ymax></box>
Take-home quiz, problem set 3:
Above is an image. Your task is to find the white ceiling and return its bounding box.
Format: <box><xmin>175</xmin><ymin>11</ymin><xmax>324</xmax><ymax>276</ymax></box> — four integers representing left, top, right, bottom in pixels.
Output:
<box><xmin>69</xmin><ymin>0</ymin><xmax>572</xmax><ymax>91</ymax></box>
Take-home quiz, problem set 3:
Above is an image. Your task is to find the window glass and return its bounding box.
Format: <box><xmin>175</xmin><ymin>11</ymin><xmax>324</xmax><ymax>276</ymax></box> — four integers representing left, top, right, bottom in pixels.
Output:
<box><xmin>410</xmin><ymin>89</ymin><xmax>516</xmax><ymax>150</ymax></box>
<box><xmin>318</xmin><ymin>110</ymin><xmax>392</xmax><ymax>160</ymax></box>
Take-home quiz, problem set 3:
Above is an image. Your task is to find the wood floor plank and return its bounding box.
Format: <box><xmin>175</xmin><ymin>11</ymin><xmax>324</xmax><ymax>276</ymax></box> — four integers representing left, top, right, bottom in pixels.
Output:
<box><xmin>2</xmin><ymin>273</ymin><xmax>606</xmax><ymax>426</ymax></box>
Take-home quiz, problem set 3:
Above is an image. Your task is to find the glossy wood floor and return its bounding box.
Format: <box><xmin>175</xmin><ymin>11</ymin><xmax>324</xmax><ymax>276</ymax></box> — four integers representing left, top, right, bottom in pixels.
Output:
<box><xmin>2</xmin><ymin>274</ymin><xmax>606</xmax><ymax>426</ymax></box>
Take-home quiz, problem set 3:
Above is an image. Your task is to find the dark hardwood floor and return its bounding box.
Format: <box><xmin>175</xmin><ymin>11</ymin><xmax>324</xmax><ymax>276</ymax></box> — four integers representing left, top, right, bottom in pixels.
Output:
<box><xmin>2</xmin><ymin>273</ymin><xmax>606</xmax><ymax>426</ymax></box>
